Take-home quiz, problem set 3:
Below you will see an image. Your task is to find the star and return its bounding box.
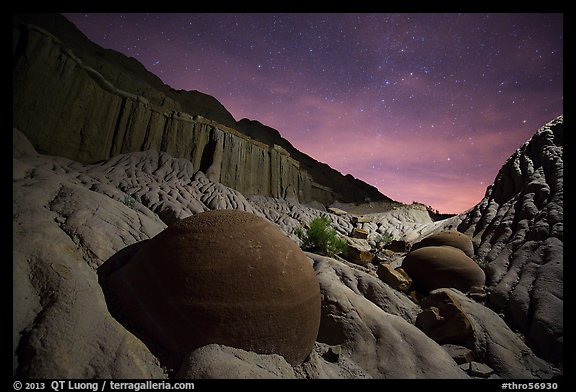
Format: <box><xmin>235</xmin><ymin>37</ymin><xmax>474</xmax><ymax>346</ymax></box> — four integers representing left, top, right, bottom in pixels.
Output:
<box><xmin>63</xmin><ymin>12</ymin><xmax>562</xmax><ymax>214</ymax></box>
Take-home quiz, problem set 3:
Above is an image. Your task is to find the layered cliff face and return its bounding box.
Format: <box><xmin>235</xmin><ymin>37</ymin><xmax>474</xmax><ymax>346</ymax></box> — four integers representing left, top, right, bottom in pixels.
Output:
<box><xmin>446</xmin><ymin>116</ymin><xmax>563</xmax><ymax>365</ymax></box>
<box><xmin>237</xmin><ymin>119</ymin><xmax>391</xmax><ymax>203</ymax></box>
<box><xmin>12</xmin><ymin>13</ymin><xmax>386</xmax><ymax>205</ymax></box>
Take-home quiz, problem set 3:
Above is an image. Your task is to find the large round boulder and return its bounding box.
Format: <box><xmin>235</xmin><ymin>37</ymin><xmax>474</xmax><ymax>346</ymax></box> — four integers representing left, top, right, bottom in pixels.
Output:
<box><xmin>411</xmin><ymin>230</ymin><xmax>474</xmax><ymax>257</ymax></box>
<box><xmin>402</xmin><ymin>246</ymin><xmax>485</xmax><ymax>293</ymax></box>
<box><xmin>107</xmin><ymin>210</ymin><xmax>321</xmax><ymax>365</ymax></box>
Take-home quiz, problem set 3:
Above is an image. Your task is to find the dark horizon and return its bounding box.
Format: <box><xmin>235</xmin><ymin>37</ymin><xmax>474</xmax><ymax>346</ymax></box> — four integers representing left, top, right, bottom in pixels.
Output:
<box><xmin>63</xmin><ymin>13</ymin><xmax>563</xmax><ymax>214</ymax></box>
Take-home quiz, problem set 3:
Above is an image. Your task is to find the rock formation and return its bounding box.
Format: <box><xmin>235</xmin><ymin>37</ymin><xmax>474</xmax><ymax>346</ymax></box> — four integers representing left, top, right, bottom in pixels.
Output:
<box><xmin>444</xmin><ymin>289</ymin><xmax>556</xmax><ymax>378</ymax></box>
<box><xmin>376</xmin><ymin>263</ymin><xmax>412</xmax><ymax>292</ymax></box>
<box><xmin>446</xmin><ymin>116</ymin><xmax>563</xmax><ymax>364</ymax></box>
<box><xmin>309</xmin><ymin>253</ymin><xmax>467</xmax><ymax>378</ymax></box>
<box><xmin>12</xmin><ymin>11</ymin><xmax>563</xmax><ymax>379</ymax></box>
<box><xmin>176</xmin><ymin>345</ymin><xmax>298</xmax><ymax>379</ymax></box>
<box><xmin>12</xmin><ymin>13</ymin><xmax>388</xmax><ymax>206</ymax></box>
<box><xmin>402</xmin><ymin>245</ymin><xmax>486</xmax><ymax>293</ymax></box>
<box><xmin>410</xmin><ymin>230</ymin><xmax>475</xmax><ymax>257</ymax></box>
<box><xmin>415</xmin><ymin>289</ymin><xmax>474</xmax><ymax>344</ymax></box>
<box><xmin>13</xmin><ymin>126</ymin><xmax>561</xmax><ymax>378</ymax></box>
<box><xmin>105</xmin><ymin>210</ymin><xmax>321</xmax><ymax>366</ymax></box>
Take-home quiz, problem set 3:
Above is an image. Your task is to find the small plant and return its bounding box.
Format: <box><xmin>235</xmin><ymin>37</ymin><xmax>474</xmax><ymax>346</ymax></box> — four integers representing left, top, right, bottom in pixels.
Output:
<box><xmin>123</xmin><ymin>195</ymin><xmax>137</xmax><ymax>210</ymax></box>
<box><xmin>375</xmin><ymin>231</ymin><xmax>394</xmax><ymax>248</ymax></box>
<box><xmin>296</xmin><ymin>216</ymin><xmax>348</xmax><ymax>257</ymax></box>
<box><xmin>472</xmin><ymin>255</ymin><xmax>488</xmax><ymax>270</ymax></box>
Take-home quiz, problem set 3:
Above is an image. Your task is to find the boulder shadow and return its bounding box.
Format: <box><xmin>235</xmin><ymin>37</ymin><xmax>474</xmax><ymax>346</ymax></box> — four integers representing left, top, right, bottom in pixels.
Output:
<box><xmin>97</xmin><ymin>241</ymin><xmax>180</xmax><ymax>373</ymax></box>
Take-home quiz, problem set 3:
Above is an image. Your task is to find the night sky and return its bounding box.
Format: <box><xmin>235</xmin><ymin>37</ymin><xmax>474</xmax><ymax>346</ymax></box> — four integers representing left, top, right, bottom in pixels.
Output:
<box><xmin>63</xmin><ymin>13</ymin><xmax>563</xmax><ymax>214</ymax></box>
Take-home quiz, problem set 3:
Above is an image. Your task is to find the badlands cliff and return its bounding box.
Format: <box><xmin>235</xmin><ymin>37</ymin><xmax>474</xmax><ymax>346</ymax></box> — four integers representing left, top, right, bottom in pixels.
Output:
<box><xmin>13</xmin><ymin>13</ymin><xmax>387</xmax><ymax>206</ymax></box>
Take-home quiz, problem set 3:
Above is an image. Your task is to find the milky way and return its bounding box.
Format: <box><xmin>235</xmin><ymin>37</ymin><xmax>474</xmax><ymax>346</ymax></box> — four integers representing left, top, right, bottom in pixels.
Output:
<box><xmin>63</xmin><ymin>13</ymin><xmax>563</xmax><ymax>213</ymax></box>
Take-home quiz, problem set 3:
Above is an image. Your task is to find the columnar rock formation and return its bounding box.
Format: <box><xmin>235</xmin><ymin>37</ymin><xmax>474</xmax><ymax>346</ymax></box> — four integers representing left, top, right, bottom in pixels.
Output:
<box><xmin>12</xmin><ymin>13</ymin><xmax>387</xmax><ymax>205</ymax></box>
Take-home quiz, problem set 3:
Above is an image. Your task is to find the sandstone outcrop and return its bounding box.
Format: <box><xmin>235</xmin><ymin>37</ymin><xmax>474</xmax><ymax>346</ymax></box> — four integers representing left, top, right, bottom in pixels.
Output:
<box><xmin>376</xmin><ymin>264</ymin><xmax>412</xmax><ymax>292</ymax></box>
<box><xmin>105</xmin><ymin>210</ymin><xmax>321</xmax><ymax>366</ymax></box>
<box><xmin>13</xmin><ymin>132</ymin><xmax>168</xmax><ymax>378</ymax></box>
<box><xmin>352</xmin><ymin>227</ymin><xmax>369</xmax><ymax>239</ymax></box>
<box><xmin>442</xmin><ymin>289</ymin><xmax>558</xmax><ymax>378</ymax></box>
<box><xmin>177</xmin><ymin>344</ymin><xmax>297</xmax><ymax>379</ymax></box>
<box><xmin>343</xmin><ymin>238</ymin><xmax>374</xmax><ymax>266</ymax></box>
<box><xmin>309</xmin><ymin>253</ymin><xmax>467</xmax><ymax>378</ymax></box>
<box><xmin>416</xmin><ymin>289</ymin><xmax>474</xmax><ymax>344</ymax></box>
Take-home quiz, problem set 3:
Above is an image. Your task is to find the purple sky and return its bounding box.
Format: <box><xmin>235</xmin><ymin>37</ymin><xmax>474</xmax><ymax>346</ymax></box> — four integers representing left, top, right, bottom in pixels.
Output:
<box><xmin>63</xmin><ymin>13</ymin><xmax>563</xmax><ymax>214</ymax></box>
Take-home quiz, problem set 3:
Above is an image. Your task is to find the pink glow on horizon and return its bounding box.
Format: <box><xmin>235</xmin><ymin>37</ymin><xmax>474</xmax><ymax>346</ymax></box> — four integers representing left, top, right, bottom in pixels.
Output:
<box><xmin>222</xmin><ymin>88</ymin><xmax>545</xmax><ymax>214</ymax></box>
<box><xmin>63</xmin><ymin>13</ymin><xmax>563</xmax><ymax>214</ymax></box>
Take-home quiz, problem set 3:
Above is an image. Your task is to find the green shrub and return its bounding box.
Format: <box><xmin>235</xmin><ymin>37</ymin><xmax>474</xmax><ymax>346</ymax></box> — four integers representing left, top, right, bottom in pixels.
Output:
<box><xmin>296</xmin><ymin>216</ymin><xmax>348</xmax><ymax>257</ymax></box>
<box><xmin>123</xmin><ymin>195</ymin><xmax>137</xmax><ymax>210</ymax></box>
<box><xmin>375</xmin><ymin>231</ymin><xmax>394</xmax><ymax>248</ymax></box>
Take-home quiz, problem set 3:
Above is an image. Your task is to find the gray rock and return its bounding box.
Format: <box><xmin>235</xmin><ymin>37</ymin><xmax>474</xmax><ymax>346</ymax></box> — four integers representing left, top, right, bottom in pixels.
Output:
<box><xmin>177</xmin><ymin>345</ymin><xmax>297</xmax><ymax>379</ymax></box>
<box><xmin>451</xmin><ymin>117</ymin><xmax>563</xmax><ymax>364</ymax></box>
<box><xmin>442</xmin><ymin>344</ymin><xmax>475</xmax><ymax>365</ymax></box>
<box><xmin>13</xmin><ymin>125</ymin><xmax>561</xmax><ymax>379</ymax></box>
<box><xmin>13</xmin><ymin>127</ymin><xmax>38</xmax><ymax>158</ymax></box>
<box><xmin>438</xmin><ymin>289</ymin><xmax>558</xmax><ymax>378</ymax></box>
<box><xmin>293</xmin><ymin>343</ymin><xmax>372</xmax><ymax>379</ymax></box>
<box><xmin>469</xmin><ymin>361</ymin><xmax>495</xmax><ymax>378</ymax></box>
<box><xmin>13</xmin><ymin>150</ymin><xmax>167</xmax><ymax>378</ymax></box>
<box><xmin>309</xmin><ymin>253</ymin><xmax>467</xmax><ymax>378</ymax></box>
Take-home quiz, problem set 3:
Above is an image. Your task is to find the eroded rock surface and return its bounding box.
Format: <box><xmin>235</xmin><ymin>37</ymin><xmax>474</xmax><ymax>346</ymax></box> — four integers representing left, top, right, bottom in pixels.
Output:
<box><xmin>310</xmin><ymin>253</ymin><xmax>467</xmax><ymax>378</ymax></box>
<box><xmin>447</xmin><ymin>117</ymin><xmax>563</xmax><ymax>364</ymax></box>
<box><xmin>13</xmin><ymin>123</ymin><xmax>561</xmax><ymax>378</ymax></box>
<box><xmin>440</xmin><ymin>289</ymin><xmax>559</xmax><ymax>378</ymax></box>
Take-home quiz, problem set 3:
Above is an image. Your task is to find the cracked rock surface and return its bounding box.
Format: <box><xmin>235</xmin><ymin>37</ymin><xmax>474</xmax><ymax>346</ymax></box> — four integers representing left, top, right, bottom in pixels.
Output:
<box><xmin>13</xmin><ymin>118</ymin><xmax>562</xmax><ymax>378</ymax></box>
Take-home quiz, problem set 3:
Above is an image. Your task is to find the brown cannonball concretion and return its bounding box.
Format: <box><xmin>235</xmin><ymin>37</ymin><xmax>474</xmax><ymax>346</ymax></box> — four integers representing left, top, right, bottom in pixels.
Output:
<box><xmin>402</xmin><ymin>246</ymin><xmax>485</xmax><ymax>293</ymax></box>
<box><xmin>410</xmin><ymin>230</ymin><xmax>475</xmax><ymax>257</ymax></box>
<box><xmin>108</xmin><ymin>210</ymin><xmax>321</xmax><ymax>365</ymax></box>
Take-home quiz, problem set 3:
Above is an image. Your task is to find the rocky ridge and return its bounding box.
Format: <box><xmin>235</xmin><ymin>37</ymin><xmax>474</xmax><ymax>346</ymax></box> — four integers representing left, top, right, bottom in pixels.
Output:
<box><xmin>443</xmin><ymin>117</ymin><xmax>563</xmax><ymax>365</ymax></box>
<box><xmin>13</xmin><ymin>13</ymin><xmax>386</xmax><ymax>206</ymax></box>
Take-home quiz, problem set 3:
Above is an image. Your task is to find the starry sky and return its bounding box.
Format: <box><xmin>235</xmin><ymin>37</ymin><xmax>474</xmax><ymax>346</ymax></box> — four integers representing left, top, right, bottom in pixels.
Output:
<box><xmin>63</xmin><ymin>13</ymin><xmax>563</xmax><ymax>214</ymax></box>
